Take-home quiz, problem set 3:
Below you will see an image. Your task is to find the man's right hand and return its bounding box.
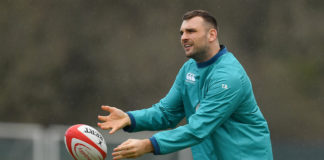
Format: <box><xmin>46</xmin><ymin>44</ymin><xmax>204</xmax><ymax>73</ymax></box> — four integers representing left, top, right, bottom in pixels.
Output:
<box><xmin>97</xmin><ymin>105</ymin><xmax>131</xmax><ymax>134</ymax></box>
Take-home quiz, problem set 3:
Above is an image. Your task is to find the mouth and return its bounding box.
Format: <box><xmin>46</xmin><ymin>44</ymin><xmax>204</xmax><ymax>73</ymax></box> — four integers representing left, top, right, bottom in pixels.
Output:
<box><xmin>183</xmin><ymin>44</ymin><xmax>193</xmax><ymax>51</ymax></box>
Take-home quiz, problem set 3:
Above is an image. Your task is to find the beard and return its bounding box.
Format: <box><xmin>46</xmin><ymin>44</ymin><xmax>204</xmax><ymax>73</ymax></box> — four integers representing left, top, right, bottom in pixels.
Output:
<box><xmin>185</xmin><ymin>45</ymin><xmax>209</xmax><ymax>62</ymax></box>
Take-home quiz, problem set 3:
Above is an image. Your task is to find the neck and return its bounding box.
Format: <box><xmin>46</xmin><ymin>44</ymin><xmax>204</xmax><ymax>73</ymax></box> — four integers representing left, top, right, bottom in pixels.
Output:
<box><xmin>195</xmin><ymin>43</ymin><xmax>220</xmax><ymax>63</ymax></box>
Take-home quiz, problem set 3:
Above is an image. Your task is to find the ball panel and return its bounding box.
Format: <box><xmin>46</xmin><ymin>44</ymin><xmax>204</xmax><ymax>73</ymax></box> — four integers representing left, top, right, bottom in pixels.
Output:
<box><xmin>77</xmin><ymin>125</ymin><xmax>107</xmax><ymax>153</ymax></box>
<box><xmin>65</xmin><ymin>124</ymin><xmax>83</xmax><ymax>160</ymax></box>
<box><xmin>64</xmin><ymin>124</ymin><xmax>107</xmax><ymax>160</ymax></box>
<box><xmin>72</xmin><ymin>138</ymin><xmax>104</xmax><ymax>160</ymax></box>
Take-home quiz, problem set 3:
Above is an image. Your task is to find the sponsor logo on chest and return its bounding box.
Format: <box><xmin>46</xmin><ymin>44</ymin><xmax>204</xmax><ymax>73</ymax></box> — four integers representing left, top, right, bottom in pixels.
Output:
<box><xmin>186</xmin><ymin>72</ymin><xmax>196</xmax><ymax>83</ymax></box>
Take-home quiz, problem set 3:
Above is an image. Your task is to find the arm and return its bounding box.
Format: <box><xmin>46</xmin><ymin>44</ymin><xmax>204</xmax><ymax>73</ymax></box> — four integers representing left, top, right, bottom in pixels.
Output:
<box><xmin>151</xmin><ymin>75</ymin><xmax>243</xmax><ymax>154</ymax></box>
<box><xmin>97</xmin><ymin>67</ymin><xmax>184</xmax><ymax>134</ymax></box>
<box><xmin>124</xmin><ymin>68</ymin><xmax>185</xmax><ymax>132</ymax></box>
<box><xmin>99</xmin><ymin>68</ymin><xmax>185</xmax><ymax>160</ymax></box>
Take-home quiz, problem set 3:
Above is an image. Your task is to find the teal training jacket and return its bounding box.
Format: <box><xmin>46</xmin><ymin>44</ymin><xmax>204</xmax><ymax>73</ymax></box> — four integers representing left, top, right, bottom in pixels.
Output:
<box><xmin>124</xmin><ymin>45</ymin><xmax>273</xmax><ymax>160</ymax></box>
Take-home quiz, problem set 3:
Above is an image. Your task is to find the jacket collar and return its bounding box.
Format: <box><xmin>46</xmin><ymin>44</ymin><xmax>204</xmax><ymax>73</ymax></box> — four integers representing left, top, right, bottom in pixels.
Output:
<box><xmin>196</xmin><ymin>45</ymin><xmax>227</xmax><ymax>68</ymax></box>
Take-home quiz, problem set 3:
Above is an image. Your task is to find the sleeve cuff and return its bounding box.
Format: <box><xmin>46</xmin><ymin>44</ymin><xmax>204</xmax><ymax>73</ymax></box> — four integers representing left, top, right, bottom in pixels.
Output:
<box><xmin>149</xmin><ymin>136</ymin><xmax>161</xmax><ymax>155</ymax></box>
<box><xmin>123</xmin><ymin>112</ymin><xmax>136</xmax><ymax>132</ymax></box>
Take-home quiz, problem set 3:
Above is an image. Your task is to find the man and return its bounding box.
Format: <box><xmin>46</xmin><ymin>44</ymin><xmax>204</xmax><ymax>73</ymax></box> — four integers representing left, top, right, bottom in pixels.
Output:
<box><xmin>98</xmin><ymin>10</ymin><xmax>273</xmax><ymax>160</ymax></box>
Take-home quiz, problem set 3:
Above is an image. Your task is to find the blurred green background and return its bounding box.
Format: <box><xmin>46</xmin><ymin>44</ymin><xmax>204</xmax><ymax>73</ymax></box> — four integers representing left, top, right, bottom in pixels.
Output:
<box><xmin>1</xmin><ymin>0</ymin><xmax>323</xmax><ymax>159</ymax></box>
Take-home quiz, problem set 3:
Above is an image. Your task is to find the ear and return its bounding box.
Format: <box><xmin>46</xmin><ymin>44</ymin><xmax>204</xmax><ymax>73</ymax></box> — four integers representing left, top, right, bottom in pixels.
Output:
<box><xmin>208</xmin><ymin>28</ymin><xmax>217</xmax><ymax>42</ymax></box>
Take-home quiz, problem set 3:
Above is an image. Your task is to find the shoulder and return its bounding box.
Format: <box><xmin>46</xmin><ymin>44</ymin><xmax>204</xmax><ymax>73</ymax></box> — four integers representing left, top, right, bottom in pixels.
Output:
<box><xmin>208</xmin><ymin>53</ymin><xmax>246</xmax><ymax>89</ymax></box>
<box><xmin>177</xmin><ymin>59</ymin><xmax>197</xmax><ymax>74</ymax></box>
<box><xmin>182</xmin><ymin>59</ymin><xmax>196</xmax><ymax>68</ymax></box>
<box><xmin>212</xmin><ymin>52</ymin><xmax>246</xmax><ymax>77</ymax></box>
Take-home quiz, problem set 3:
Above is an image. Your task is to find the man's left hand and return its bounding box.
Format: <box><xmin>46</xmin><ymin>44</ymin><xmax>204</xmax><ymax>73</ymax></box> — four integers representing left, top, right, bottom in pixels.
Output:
<box><xmin>112</xmin><ymin>139</ymin><xmax>154</xmax><ymax>160</ymax></box>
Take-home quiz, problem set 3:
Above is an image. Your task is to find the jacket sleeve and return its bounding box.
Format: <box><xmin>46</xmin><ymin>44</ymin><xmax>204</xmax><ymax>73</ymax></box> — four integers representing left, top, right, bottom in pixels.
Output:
<box><xmin>151</xmin><ymin>73</ymin><xmax>243</xmax><ymax>155</ymax></box>
<box><xmin>123</xmin><ymin>67</ymin><xmax>185</xmax><ymax>132</ymax></box>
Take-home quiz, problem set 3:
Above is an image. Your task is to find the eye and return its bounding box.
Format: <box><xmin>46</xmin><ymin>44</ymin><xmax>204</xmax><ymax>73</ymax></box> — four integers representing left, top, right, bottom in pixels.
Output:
<box><xmin>180</xmin><ymin>31</ymin><xmax>183</xmax><ymax>36</ymax></box>
<box><xmin>187</xmin><ymin>29</ymin><xmax>196</xmax><ymax>33</ymax></box>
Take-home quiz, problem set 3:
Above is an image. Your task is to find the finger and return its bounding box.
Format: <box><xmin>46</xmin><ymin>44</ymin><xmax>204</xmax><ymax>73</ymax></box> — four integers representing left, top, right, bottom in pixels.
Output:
<box><xmin>114</xmin><ymin>147</ymin><xmax>134</xmax><ymax>154</ymax></box>
<box><xmin>112</xmin><ymin>148</ymin><xmax>135</xmax><ymax>158</ymax></box>
<box><xmin>116</xmin><ymin>139</ymin><xmax>133</xmax><ymax>149</ymax></box>
<box><xmin>97</xmin><ymin>122</ymin><xmax>106</xmax><ymax>129</ymax></box>
<box><xmin>112</xmin><ymin>154</ymin><xmax>123</xmax><ymax>160</ymax></box>
<box><xmin>114</xmin><ymin>145</ymin><xmax>126</xmax><ymax>152</ymax></box>
<box><xmin>112</xmin><ymin>149</ymin><xmax>133</xmax><ymax>156</ymax></box>
<box><xmin>112</xmin><ymin>156</ymin><xmax>120</xmax><ymax>160</ymax></box>
<box><xmin>114</xmin><ymin>144</ymin><xmax>130</xmax><ymax>152</ymax></box>
<box><xmin>97</xmin><ymin>122</ymin><xmax>112</xmax><ymax>130</ymax></box>
<box><xmin>101</xmin><ymin>105</ymin><xmax>114</xmax><ymax>112</ymax></box>
<box><xmin>109</xmin><ymin>127</ymin><xmax>119</xmax><ymax>134</ymax></box>
<box><xmin>98</xmin><ymin>115</ymin><xmax>107</xmax><ymax>122</ymax></box>
<box><xmin>113</xmin><ymin>153</ymin><xmax>134</xmax><ymax>160</ymax></box>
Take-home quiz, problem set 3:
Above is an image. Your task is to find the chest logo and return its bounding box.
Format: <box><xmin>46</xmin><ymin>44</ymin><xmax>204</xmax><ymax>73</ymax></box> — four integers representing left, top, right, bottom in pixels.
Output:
<box><xmin>186</xmin><ymin>73</ymin><xmax>196</xmax><ymax>83</ymax></box>
<box><xmin>222</xmin><ymin>84</ymin><xmax>228</xmax><ymax>89</ymax></box>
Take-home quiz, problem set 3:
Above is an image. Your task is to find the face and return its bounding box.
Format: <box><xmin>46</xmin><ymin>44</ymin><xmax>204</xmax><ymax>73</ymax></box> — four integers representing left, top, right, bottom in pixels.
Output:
<box><xmin>180</xmin><ymin>17</ymin><xmax>211</xmax><ymax>61</ymax></box>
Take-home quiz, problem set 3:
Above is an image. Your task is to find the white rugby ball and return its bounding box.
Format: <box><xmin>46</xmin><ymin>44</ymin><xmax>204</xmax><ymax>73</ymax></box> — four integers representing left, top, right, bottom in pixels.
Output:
<box><xmin>64</xmin><ymin>124</ymin><xmax>107</xmax><ymax>160</ymax></box>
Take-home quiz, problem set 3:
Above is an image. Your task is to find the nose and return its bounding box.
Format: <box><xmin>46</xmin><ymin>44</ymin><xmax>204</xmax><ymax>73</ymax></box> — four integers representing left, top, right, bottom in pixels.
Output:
<box><xmin>181</xmin><ymin>33</ymin><xmax>188</xmax><ymax>43</ymax></box>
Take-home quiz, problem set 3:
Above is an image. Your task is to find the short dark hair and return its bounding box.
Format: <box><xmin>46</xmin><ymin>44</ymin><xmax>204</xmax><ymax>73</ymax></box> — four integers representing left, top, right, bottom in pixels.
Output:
<box><xmin>182</xmin><ymin>10</ymin><xmax>218</xmax><ymax>31</ymax></box>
